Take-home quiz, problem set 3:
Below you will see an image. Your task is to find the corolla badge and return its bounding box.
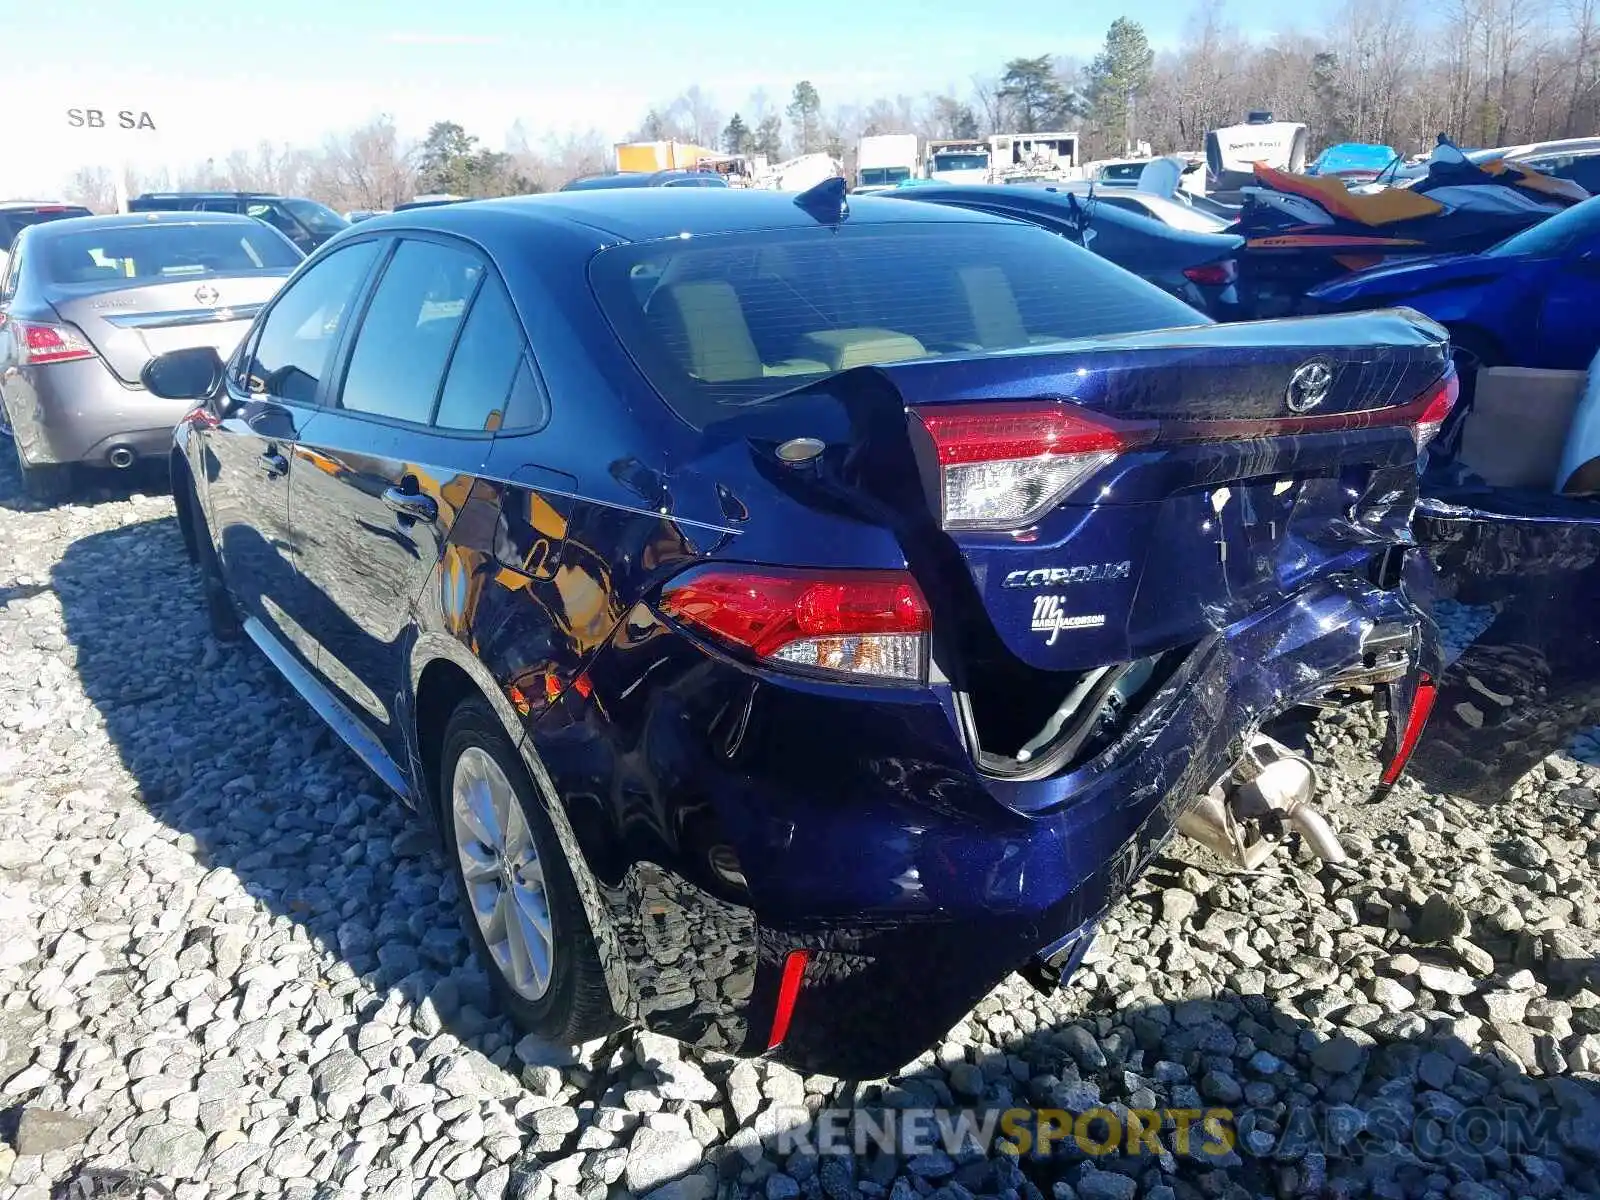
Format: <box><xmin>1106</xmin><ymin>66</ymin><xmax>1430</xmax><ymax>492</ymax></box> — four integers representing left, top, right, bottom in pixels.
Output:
<box><xmin>194</xmin><ymin>284</ymin><xmax>220</xmax><ymax>305</ymax></box>
<box><xmin>1285</xmin><ymin>358</ymin><xmax>1335</xmax><ymax>413</ymax></box>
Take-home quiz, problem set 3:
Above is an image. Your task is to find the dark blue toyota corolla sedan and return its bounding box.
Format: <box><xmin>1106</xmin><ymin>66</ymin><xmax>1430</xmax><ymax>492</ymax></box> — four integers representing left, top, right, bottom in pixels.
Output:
<box><xmin>146</xmin><ymin>184</ymin><xmax>1451</xmax><ymax>1077</ymax></box>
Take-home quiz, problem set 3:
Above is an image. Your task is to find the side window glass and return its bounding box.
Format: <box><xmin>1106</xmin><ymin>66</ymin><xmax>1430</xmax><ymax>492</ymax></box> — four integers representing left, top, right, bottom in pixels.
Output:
<box><xmin>434</xmin><ymin>274</ymin><xmax>525</xmax><ymax>431</ymax></box>
<box><xmin>339</xmin><ymin>239</ymin><xmax>481</xmax><ymax>424</ymax></box>
<box><xmin>500</xmin><ymin>358</ymin><xmax>550</xmax><ymax>430</ymax></box>
<box><xmin>243</xmin><ymin>240</ymin><xmax>379</xmax><ymax>404</ymax></box>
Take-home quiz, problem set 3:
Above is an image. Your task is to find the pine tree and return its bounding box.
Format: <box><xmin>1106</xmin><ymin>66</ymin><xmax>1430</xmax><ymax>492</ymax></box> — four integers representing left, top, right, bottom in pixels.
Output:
<box><xmin>723</xmin><ymin>113</ymin><xmax>753</xmax><ymax>155</ymax></box>
<box><xmin>1085</xmin><ymin>19</ymin><xmax>1156</xmax><ymax>154</ymax></box>
<box><xmin>786</xmin><ymin>81</ymin><xmax>824</xmax><ymax>154</ymax></box>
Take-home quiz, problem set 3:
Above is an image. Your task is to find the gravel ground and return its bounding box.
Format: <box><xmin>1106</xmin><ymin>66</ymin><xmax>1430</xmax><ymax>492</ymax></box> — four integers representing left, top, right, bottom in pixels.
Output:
<box><xmin>0</xmin><ymin>456</ymin><xmax>1598</xmax><ymax>1200</ymax></box>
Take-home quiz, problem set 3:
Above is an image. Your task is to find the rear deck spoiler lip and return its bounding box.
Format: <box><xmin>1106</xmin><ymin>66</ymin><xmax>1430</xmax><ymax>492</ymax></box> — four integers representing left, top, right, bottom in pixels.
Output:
<box><xmin>865</xmin><ymin>308</ymin><xmax>1449</xmax><ymax>409</ymax></box>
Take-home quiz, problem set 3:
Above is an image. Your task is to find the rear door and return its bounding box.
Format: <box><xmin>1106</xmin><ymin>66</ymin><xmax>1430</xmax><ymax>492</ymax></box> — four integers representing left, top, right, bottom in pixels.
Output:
<box><xmin>291</xmin><ymin>234</ymin><xmax>541</xmax><ymax>761</ymax></box>
<box><xmin>1409</xmin><ymin>486</ymin><xmax>1600</xmax><ymax>801</ymax></box>
<box><xmin>203</xmin><ymin>238</ymin><xmax>381</xmax><ymax>658</ymax></box>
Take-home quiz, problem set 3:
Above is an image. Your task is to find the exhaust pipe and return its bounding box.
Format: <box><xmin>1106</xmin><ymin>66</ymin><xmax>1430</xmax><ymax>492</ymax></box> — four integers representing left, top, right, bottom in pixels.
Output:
<box><xmin>107</xmin><ymin>446</ymin><xmax>136</xmax><ymax>469</ymax></box>
<box><xmin>1178</xmin><ymin>734</ymin><xmax>1349</xmax><ymax>868</ymax></box>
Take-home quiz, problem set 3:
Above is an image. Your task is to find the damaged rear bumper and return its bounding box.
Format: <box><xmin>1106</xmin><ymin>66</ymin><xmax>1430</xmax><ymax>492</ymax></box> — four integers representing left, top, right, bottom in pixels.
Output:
<box><xmin>755</xmin><ymin>565</ymin><xmax>1439</xmax><ymax>1078</ymax></box>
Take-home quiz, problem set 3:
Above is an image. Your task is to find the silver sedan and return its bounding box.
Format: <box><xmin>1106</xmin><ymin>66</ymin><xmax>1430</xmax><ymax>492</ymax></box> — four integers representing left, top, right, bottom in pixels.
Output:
<box><xmin>0</xmin><ymin>210</ymin><xmax>302</xmax><ymax>499</ymax></box>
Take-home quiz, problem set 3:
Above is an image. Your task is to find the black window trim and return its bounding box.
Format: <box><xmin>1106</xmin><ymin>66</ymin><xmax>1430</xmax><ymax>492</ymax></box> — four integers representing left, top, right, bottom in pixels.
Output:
<box><xmin>325</xmin><ymin>228</ymin><xmax>551</xmax><ymax>438</ymax></box>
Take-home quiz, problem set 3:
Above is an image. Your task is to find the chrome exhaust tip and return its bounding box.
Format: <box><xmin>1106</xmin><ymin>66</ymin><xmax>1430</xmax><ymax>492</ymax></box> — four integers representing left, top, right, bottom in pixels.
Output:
<box><xmin>107</xmin><ymin>446</ymin><xmax>136</xmax><ymax>469</ymax></box>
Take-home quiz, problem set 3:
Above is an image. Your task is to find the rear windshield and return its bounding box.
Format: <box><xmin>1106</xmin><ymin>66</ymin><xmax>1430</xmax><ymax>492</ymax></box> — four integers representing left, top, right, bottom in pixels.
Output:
<box><xmin>41</xmin><ymin>223</ymin><xmax>303</xmax><ymax>284</ymax></box>
<box><xmin>1491</xmin><ymin>195</ymin><xmax>1600</xmax><ymax>257</ymax></box>
<box><xmin>589</xmin><ymin>220</ymin><xmax>1203</xmax><ymax>426</ymax></box>
<box><xmin>933</xmin><ymin>154</ymin><xmax>990</xmax><ymax>172</ymax></box>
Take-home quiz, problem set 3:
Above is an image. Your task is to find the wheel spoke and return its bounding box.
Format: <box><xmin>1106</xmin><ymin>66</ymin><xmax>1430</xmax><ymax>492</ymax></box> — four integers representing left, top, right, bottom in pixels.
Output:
<box><xmin>456</xmin><ymin>781</ymin><xmax>501</xmax><ymax>852</ymax></box>
<box><xmin>459</xmin><ymin>842</ymin><xmax>500</xmax><ymax>884</ymax></box>
<box><xmin>501</xmin><ymin>888</ymin><xmax>538</xmax><ymax>994</ymax></box>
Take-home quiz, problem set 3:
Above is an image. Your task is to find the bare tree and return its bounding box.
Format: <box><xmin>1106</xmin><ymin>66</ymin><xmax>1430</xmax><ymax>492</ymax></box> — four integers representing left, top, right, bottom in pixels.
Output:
<box><xmin>311</xmin><ymin>116</ymin><xmax>416</xmax><ymax>211</ymax></box>
<box><xmin>63</xmin><ymin>166</ymin><xmax>117</xmax><ymax>213</ymax></box>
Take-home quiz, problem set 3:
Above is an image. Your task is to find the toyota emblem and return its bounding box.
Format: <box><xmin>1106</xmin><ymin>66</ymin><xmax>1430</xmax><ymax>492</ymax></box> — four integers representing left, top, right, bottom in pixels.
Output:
<box><xmin>194</xmin><ymin>284</ymin><xmax>220</xmax><ymax>306</ymax></box>
<box><xmin>1285</xmin><ymin>358</ymin><xmax>1335</xmax><ymax>413</ymax></box>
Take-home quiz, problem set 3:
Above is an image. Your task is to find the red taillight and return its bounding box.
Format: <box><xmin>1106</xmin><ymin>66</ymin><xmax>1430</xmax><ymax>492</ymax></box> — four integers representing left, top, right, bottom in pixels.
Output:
<box><xmin>912</xmin><ymin>402</ymin><xmax>1154</xmax><ymax>530</ymax></box>
<box><xmin>18</xmin><ymin>321</ymin><xmax>95</xmax><ymax>366</ymax></box>
<box><xmin>1183</xmin><ymin>260</ymin><xmax>1238</xmax><ymax>286</ymax></box>
<box><xmin>1380</xmin><ymin>674</ymin><xmax>1437</xmax><ymax>786</ymax></box>
<box><xmin>659</xmin><ymin>566</ymin><xmax>931</xmax><ymax>683</ymax></box>
<box><xmin>767</xmin><ymin>949</ymin><xmax>809</xmax><ymax>1049</ymax></box>
<box><xmin>1413</xmin><ymin>372</ymin><xmax>1459</xmax><ymax>451</ymax></box>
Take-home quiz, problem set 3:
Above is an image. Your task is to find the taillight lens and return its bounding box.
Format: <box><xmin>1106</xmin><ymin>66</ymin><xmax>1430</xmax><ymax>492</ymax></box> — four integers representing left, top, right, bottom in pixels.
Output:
<box><xmin>18</xmin><ymin>321</ymin><xmax>95</xmax><ymax>366</ymax></box>
<box><xmin>1413</xmin><ymin>372</ymin><xmax>1459</xmax><ymax>451</ymax></box>
<box><xmin>1380</xmin><ymin>673</ymin><xmax>1437</xmax><ymax>786</ymax></box>
<box><xmin>659</xmin><ymin>566</ymin><xmax>931</xmax><ymax>683</ymax></box>
<box><xmin>1183</xmin><ymin>259</ymin><xmax>1237</xmax><ymax>286</ymax></box>
<box><xmin>912</xmin><ymin>401</ymin><xmax>1152</xmax><ymax>531</ymax></box>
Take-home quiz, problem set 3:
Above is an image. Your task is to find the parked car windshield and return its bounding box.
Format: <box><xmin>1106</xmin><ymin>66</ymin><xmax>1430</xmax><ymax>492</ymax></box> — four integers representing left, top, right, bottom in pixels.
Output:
<box><xmin>1490</xmin><ymin>195</ymin><xmax>1600</xmax><ymax>258</ymax></box>
<box><xmin>590</xmin><ymin>220</ymin><xmax>1204</xmax><ymax>426</ymax></box>
<box><xmin>282</xmin><ymin>198</ymin><xmax>350</xmax><ymax>235</ymax></box>
<box><xmin>933</xmin><ymin>154</ymin><xmax>989</xmax><ymax>172</ymax></box>
<box><xmin>41</xmin><ymin>222</ymin><xmax>303</xmax><ymax>284</ymax></box>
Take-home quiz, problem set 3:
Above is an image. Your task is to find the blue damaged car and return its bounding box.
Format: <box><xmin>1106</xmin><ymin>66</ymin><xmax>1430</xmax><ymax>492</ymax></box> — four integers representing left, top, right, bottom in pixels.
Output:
<box><xmin>143</xmin><ymin>182</ymin><xmax>1452</xmax><ymax>1077</ymax></box>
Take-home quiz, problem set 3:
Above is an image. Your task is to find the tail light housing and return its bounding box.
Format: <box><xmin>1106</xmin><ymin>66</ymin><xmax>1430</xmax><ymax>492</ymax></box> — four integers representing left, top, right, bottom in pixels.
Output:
<box><xmin>1183</xmin><ymin>259</ymin><xmax>1238</xmax><ymax>286</ymax></box>
<box><xmin>659</xmin><ymin>566</ymin><xmax>931</xmax><ymax>683</ymax></box>
<box><xmin>911</xmin><ymin>369</ymin><xmax>1457</xmax><ymax>532</ymax></box>
<box><xmin>17</xmin><ymin>321</ymin><xmax>95</xmax><ymax>366</ymax></box>
<box><xmin>911</xmin><ymin>402</ymin><xmax>1154</xmax><ymax>531</ymax></box>
<box><xmin>1412</xmin><ymin>372</ymin><xmax>1459</xmax><ymax>451</ymax></box>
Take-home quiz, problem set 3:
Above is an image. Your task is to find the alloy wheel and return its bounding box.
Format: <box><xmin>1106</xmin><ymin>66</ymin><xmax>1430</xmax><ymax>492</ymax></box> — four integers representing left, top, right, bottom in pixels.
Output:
<box><xmin>450</xmin><ymin>746</ymin><xmax>555</xmax><ymax>1000</ymax></box>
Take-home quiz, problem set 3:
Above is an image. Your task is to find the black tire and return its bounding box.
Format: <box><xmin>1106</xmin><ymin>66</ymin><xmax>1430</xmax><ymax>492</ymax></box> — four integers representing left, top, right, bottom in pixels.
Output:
<box><xmin>12</xmin><ymin>437</ymin><xmax>72</xmax><ymax>503</ymax></box>
<box><xmin>176</xmin><ymin>462</ymin><xmax>240</xmax><ymax>641</ymax></box>
<box><xmin>439</xmin><ymin>698</ymin><xmax>617</xmax><ymax>1043</ymax></box>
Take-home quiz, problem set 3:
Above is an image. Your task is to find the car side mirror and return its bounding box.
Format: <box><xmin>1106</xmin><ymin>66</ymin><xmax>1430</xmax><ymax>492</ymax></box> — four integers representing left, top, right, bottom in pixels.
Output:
<box><xmin>142</xmin><ymin>346</ymin><xmax>225</xmax><ymax>402</ymax></box>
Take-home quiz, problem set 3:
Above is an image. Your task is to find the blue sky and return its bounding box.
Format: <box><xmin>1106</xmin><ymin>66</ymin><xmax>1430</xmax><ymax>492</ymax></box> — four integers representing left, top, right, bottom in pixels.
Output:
<box><xmin>10</xmin><ymin>0</ymin><xmax>1324</xmax><ymax>193</ymax></box>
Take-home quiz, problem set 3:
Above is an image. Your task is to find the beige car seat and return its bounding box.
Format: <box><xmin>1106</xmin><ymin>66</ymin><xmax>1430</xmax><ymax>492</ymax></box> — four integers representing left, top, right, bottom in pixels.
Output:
<box><xmin>650</xmin><ymin>281</ymin><xmax>827</xmax><ymax>381</ymax></box>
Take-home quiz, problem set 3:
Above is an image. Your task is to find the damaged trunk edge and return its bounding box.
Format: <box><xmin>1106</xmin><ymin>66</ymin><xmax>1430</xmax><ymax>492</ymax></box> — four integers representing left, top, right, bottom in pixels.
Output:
<box><xmin>685</xmin><ymin>310</ymin><xmax>1448</xmax><ymax>852</ymax></box>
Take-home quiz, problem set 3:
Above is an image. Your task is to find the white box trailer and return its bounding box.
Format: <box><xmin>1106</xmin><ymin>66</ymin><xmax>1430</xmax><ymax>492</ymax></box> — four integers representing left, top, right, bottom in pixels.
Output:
<box><xmin>854</xmin><ymin>134</ymin><xmax>921</xmax><ymax>192</ymax></box>
<box><xmin>990</xmin><ymin>132</ymin><xmax>1081</xmax><ymax>181</ymax></box>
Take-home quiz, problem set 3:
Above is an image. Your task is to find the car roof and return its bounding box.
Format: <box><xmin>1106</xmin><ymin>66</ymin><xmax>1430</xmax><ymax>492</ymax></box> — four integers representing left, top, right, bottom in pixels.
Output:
<box><xmin>355</xmin><ymin>188</ymin><xmax>1013</xmax><ymax>243</ymax></box>
<box><xmin>20</xmin><ymin>210</ymin><xmax>265</xmax><ymax>239</ymax></box>
<box><xmin>132</xmin><ymin>191</ymin><xmax>279</xmax><ymax>199</ymax></box>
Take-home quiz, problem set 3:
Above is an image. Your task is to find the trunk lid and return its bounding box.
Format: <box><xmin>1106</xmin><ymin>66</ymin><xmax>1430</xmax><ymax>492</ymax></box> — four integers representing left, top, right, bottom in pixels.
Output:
<box><xmin>879</xmin><ymin>310</ymin><xmax>1449</xmax><ymax>674</ymax></box>
<box><xmin>689</xmin><ymin>309</ymin><xmax>1447</xmax><ymax>682</ymax></box>
<box><xmin>47</xmin><ymin>274</ymin><xmax>288</xmax><ymax>384</ymax></box>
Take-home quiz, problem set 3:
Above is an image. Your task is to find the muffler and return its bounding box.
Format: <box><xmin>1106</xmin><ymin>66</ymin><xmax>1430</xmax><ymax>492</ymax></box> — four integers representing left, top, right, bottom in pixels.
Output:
<box><xmin>1178</xmin><ymin>734</ymin><xmax>1348</xmax><ymax>868</ymax></box>
<box><xmin>107</xmin><ymin>446</ymin><xmax>136</xmax><ymax>469</ymax></box>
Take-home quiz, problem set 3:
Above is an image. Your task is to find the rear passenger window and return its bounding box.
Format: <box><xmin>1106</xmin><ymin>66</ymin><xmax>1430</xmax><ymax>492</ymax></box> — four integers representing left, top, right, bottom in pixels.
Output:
<box><xmin>434</xmin><ymin>275</ymin><xmax>525</xmax><ymax>431</ymax></box>
<box><xmin>340</xmin><ymin>239</ymin><xmax>481</xmax><ymax>424</ymax></box>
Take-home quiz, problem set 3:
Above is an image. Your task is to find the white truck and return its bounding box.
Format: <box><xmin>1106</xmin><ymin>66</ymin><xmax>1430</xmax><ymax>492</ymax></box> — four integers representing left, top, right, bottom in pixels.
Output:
<box><xmin>854</xmin><ymin>134</ymin><xmax>921</xmax><ymax>193</ymax></box>
<box><xmin>925</xmin><ymin>140</ymin><xmax>991</xmax><ymax>185</ymax></box>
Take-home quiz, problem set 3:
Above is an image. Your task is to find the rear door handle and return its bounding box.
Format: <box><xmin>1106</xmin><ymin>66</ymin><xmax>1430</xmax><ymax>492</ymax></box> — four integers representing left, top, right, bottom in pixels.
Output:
<box><xmin>382</xmin><ymin>486</ymin><xmax>437</xmax><ymax>524</ymax></box>
<box><xmin>258</xmin><ymin>451</ymin><xmax>288</xmax><ymax>478</ymax></box>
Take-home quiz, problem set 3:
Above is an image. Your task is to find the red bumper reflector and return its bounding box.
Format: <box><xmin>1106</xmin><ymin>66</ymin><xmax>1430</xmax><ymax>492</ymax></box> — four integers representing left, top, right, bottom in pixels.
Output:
<box><xmin>1381</xmin><ymin>675</ymin><xmax>1437</xmax><ymax>786</ymax></box>
<box><xmin>767</xmin><ymin>950</ymin><xmax>809</xmax><ymax>1049</ymax></box>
